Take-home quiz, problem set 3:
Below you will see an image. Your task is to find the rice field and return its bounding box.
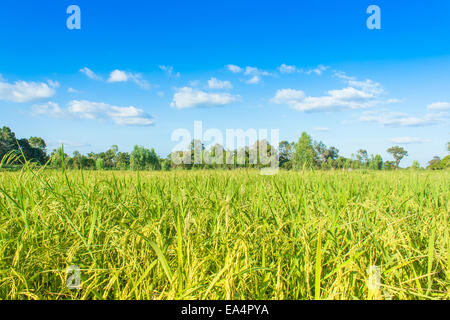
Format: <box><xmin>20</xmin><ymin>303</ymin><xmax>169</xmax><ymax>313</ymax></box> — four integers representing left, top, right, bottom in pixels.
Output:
<box><xmin>0</xmin><ymin>168</ymin><xmax>448</xmax><ymax>300</ymax></box>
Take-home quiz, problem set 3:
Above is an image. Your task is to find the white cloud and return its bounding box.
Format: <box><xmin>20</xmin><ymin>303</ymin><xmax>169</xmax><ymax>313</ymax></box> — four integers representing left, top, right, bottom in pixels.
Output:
<box><xmin>245</xmin><ymin>75</ymin><xmax>261</xmax><ymax>84</ymax></box>
<box><xmin>359</xmin><ymin>110</ymin><xmax>448</xmax><ymax>127</ymax></box>
<box><xmin>208</xmin><ymin>77</ymin><xmax>233</xmax><ymax>89</ymax></box>
<box><xmin>278</xmin><ymin>64</ymin><xmax>297</xmax><ymax>74</ymax></box>
<box><xmin>226</xmin><ymin>64</ymin><xmax>271</xmax><ymax>84</ymax></box>
<box><xmin>33</xmin><ymin>100</ymin><xmax>154</xmax><ymax>126</ymax></box>
<box><xmin>67</xmin><ymin>87</ymin><xmax>79</xmax><ymax>93</ymax></box>
<box><xmin>427</xmin><ymin>102</ymin><xmax>450</xmax><ymax>111</ymax></box>
<box><xmin>79</xmin><ymin>67</ymin><xmax>150</xmax><ymax>89</ymax></box>
<box><xmin>80</xmin><ymin>67</ymin><xmax>101</xmax><ymax>80</ymax></box>
<box><xmin>0</xmin><ymin>77</ymin><xmax>57</xmax><ymax>103</ymax></box>
<box><xmin>271</xmin><ymin>89</ymin><xmax>305</xmax><ymax>103</ymax></box>
<box><xmin>226</xmin><ymin>64</ymin><xmax>243</xmax><ymax>73</ymax></box>
<box><xmin>390</xmin><ymin>137</ymin><xmax>432</xmax><ymax>144</ymax></box>
<box><xmin>271</xmin><ymin>74</ymin><xmax>392</xmax><ymax>112</ymax></box>
<box><xmin>32</xmin><ymin>102</ymin><xmax>65</xmax><ymax>118</ymax></box>
<box><xmin>244</xmin><ymin>66</ymin><xmax>270</xmax><ymax>77</ymax></box>
<box><xmin>314</xmin><ymin>127</ymin><xmax>330</xmax><ymax>132</ymax></box>
<box><xmin>108</xmin><ymin>69</ymin><xmax>129</xmax><ymax>82</ymax></box>
<box><xmin>278</xmin><ymin>64</ymin><xmax>329</xmax><ymax>75</ymax></box>
<box><xmin>305</xmin><ymin>65</ymin><xmax>329</xmax><ymax>75</ymax></box>
<box><xmin>159</xmin><ymin>65</ymin><xmax>180</xmax><ymax>78</ymax></box>
<box><xmin>107</xmin><ymin>69</ymin><xmax>150</xmax><ymax>89</ymax></box>
<box><xmin>170</xmin><ymin>87</ymin><xmax>238</xmax><ymax>109</ymax></box>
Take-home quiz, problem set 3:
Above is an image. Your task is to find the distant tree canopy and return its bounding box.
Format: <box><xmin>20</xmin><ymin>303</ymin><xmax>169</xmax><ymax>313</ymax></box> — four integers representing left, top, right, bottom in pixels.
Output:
<box><xmin>0</xmin><ymin>126</ymin><xmax>48</xmax><ymax>165</ymax></box>
<box><xmin>130</xmin><ymin>145</ymin><xmax>161</xmax><ymax>170</ymax></box>
<box><xmin>293</xmin><ymin>132</ymin><xmax>316</xmax><ymax>170</ymax></box>
<box><xmin>387</xmin><ymin>146</ymin><xmax>408</xmax><ymax>169</ymax></box>
<box><xmin>1</xmin><ymin>125</ymin><xmax>448</xmax><ymax>171</ymax></box>
<box><xmin>426</xmin><ymin>155</ymin><xmax>450</xmax><ymax>170</ymax></box>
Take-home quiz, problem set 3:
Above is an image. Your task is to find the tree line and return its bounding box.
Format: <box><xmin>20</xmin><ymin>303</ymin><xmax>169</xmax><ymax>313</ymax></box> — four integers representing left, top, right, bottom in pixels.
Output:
<box><xmin>1</xmin><ymin>125</ymin><xmax>449</xmax><ymax>171</ymax></box>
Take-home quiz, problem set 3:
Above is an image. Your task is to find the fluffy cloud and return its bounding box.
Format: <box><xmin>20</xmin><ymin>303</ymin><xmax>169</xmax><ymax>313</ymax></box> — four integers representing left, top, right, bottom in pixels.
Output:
<box><xmin>427</xmin><ymin>102</ymin><xmax>450</xmax><ymax>111</ymax></box>
<box><xmin>244</xmin><ymin>66</ymin><xmax>271</xmax><ymax>77</ymax></box>
<box><xmin>359</xmin><ymin>110</ymin><xmax>447</xmax><ymax>127</ymax></box>
<box><xmin>32</xmin><ymin>101</ymin><xmax>65</xmax><ymax>118</ymax></box>
<box><xmin>0</xmin><ymin>77</ymin><xmax>57</xmax><ymax>103</ymax></box>
<box><xmin>278</xmin><ymin>64</ymin><xmax>297</xmax><ymax>74</ymax></box>
<box><xmin>159</xmin><ymin>65</ymin><xmax>180</xmax><ymax>78</ymax></box>
<box><xmin>33</xmin><ymin>100</ymin><xmax>154</xmax><ymax>126</ymax></box>
<box><xmin>278</xmin><ymin>64</ymin><xmax>328</xmax><ymax>75</ymax></box>
<box><xmin>226</xmin><ymin>64</ymin><xmax>271</xmax><ymax>84</ymax></box>
<box><xmin>108</xmin><ymin>69</ymin><xmax>129</xmax><ymax>82</ymax></box>
<box><xmin>107</xmin><ymin>69</ymin><xmax>150</xmax><ymax>89</ymax></box>
<box><xmin>226</xmin><ymin>64</ymin><xmax>243</xmax><ymax>73</ymax></box>
<box><xmin>271</xmin><ymin>88</ymin><xmax>305</xmax><ymax>103</ymax></box>
<box><xmin>208</xmin><ymin>77</ymin><xmax>233</xmax><ymax>89</ymax></box>
<box><xmin>80</xmin><ymin>67</ymin><xmax>101</xmax><ymax>80</ymax></box>
<box><xmin>305</xmin><ymin>65</ymin><xmax>328</xmax><ymax>75</ymax></box>
<box><xmin>80</xmin><ymin>67</ymin><xmax>150</xmax><ymax>89</ymax></box>
<box><xmin>170</xmin><ymin>87</ymin><xmax>238</xmax><ymax>109</ymax></box>
<box><xmin>271</xmin><ymin>74</ymin><xmax>392</xmax><ymax>112</ymax></box>
<box><xmin>390</xmin><ymin>137</ymin><xmax>432</xmax><ymax>144</ymax></box>
<box><xmin>245</xmin><ymin>76</ymin><xmax>261</xmax><ymax>84</ymax></box>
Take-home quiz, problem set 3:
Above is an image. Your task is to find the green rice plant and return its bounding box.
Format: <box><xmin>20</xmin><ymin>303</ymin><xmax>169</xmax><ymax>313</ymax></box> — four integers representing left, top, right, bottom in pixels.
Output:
<box><xmin>0</xmin><ymin>167</ymin><xmax>448</xmax><ymax>300</ymax></box>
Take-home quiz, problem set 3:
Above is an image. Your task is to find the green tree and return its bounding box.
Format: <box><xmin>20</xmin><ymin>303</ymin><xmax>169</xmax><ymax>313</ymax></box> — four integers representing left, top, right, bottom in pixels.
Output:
<box><xmin>441</xmin><ymin>155</ymin><xmax>450</xmax><ymax>169</ymax></box>
<box><xmin>50</xmin><ymin>147</ymin><xmax>69</xmax><ymax>169</ymax></box>
<box><xmin>28</xmin><ymin>137</ymin><xmax>46</xmax><ymax>150</ymax></box>
<box><xmin>279</xmin><ymin>141</ymin><xmax>294</xmax><ymax>169</ymax></box>
<box><xmin>387</xmin><ymin>146</ymin><xmax>408</xmax><ymax>169</ymax></box>
<box><xmin>313</xmin><ymin>141</ymin><xmax>339</xmax><ymax>168</ymax></box>
<box><xmin>96</xmin><ymin>158</ymin><xmax>105</xmax><ymax>170</ymax></box>
<box><xmin>293</xmin><ymin>132</ymin><xmax>315</xmax><ymax>170</ymax></box>
<box><xmin>410</xmin><ymin>160</ymin><xmax>421</xmax><ymax>170</ymax></box>
<box><xmin>130</xmin><ymin>145</ymin><xmax>161</xmax><ymax>170</ymax></box>
<box><xmin>161</xmin><ymin>159</ymin><xmax>171</xmax><ymax>171</ymax></box>
<box><xmin>0</xmin><ymin>126</ymin><xmax>17</xmax><ymax>161</ymax></box>
<box><xmin>427</xmin><ymin>156</ymin><xmax>441</xmax><ymax>170</ymax></box>
<box><xmin>356</xmin><ymin>149</ymin><xmax>369</xmax><ymax>168</ymax></box>
<box><xmin>383</xmin><ymin>161</ymin><xmax>395</xmax><ymax>170</ymax></box>
<box><xmin>116</xmin><ymin>152</ymin><xmax>130</xmax><ymax>169</ymax></box>
<box><xmin>369</xmin><ymin>154</ymin><xmax>383</xmax><ymax>170</ymax></box>
<box><xmin>71</xmin><ymin>151</ymin><xmax>83</xmax><ymax>169</ymax></box>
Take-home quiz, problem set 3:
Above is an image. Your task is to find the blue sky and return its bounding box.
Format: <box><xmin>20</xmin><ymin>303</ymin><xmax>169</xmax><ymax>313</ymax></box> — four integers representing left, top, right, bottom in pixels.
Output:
<box><xmin>0</xmin><ymin>0</ymin><xmax>449</xmax><ymax>166</ymax></box>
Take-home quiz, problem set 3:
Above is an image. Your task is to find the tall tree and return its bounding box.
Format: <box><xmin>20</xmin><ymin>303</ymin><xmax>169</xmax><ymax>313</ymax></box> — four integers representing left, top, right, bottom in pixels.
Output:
<box><xmin>356</xmin><ymin>149</ymin><xmax>369</xmax><ymax>167</ymax></box>
<box><xmin>427</xmin><ymin>156</ymin><xmax>441</xmax><ymax>170</ymax></box>
<box><xmin>410</xmin><ymin>160</ymin><xmax>421</xmax><ymax>170</ymax></box>
<box><xmin>50</xmin><ymin>147</ymin><xmax>69</xmax><ymax>169</ymax></box>
<box><xmin>279</xmin><ymin>141</ymin><xmax>294</xmax><ymax>169</ymax></box>
<box><xmin>28</xmin><ymin>137</ymin><xmax>46</xmax><ymax>150</ymax></box>
<box><xmin>293</xmin><ymin>132</ymin><xmax>315</xmax><ymax>170</ymax></box>
<box><xmin>130</xmin><ymin>145</ymin><xmax>161</xmax><ymax>170</ymax></box>
<box><xmin>387</xmin><ymin>146</ymin><xmax>408</xmax><ymax>169</ymax></box>
<box><xmin>369</xmin><ymin>154</ymin><xmax>383</xmax><ymax>170</ymax></box>
<box><xmin>0</xmin><ymin>126</ymin><xmax>17</xmax><ymax>161</ymax></box>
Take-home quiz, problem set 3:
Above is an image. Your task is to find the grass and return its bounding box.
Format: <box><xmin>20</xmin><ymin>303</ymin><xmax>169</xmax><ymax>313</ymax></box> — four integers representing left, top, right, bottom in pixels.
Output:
<box><xmin>0</xmin><ymin>167</ymin><xmax>448</xmax><ymax>300</ymax></box>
